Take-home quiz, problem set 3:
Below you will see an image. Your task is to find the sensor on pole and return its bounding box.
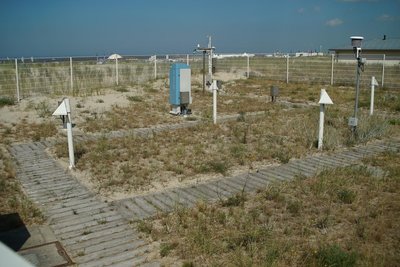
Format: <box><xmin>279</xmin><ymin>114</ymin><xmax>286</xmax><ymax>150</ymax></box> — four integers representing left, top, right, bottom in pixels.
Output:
<box><xmin>53</xmin><ymin>98</ymin><xmax>75</xmax><ymax>169</ymax></box>
<box><xmin>318</xmin><ymin>89</ymin><xmax>333</xmax><ymax>150</ymax></box>
<box><xmin>348</xmin><ymin>36</ymin><xmax>365</xmax><ymax>133</ymax></box>
<box><xmin>193</xmin><ymin>37</ymin><xmax>215</xmax><ymax>94</ymax></box>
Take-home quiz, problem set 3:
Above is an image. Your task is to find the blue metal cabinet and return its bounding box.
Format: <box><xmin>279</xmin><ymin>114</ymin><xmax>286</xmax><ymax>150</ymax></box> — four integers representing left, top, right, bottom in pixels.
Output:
<box><xmin>169</xmin><ymin>63</ymin><xmax>191</xmax><ymax>114</ymax></box>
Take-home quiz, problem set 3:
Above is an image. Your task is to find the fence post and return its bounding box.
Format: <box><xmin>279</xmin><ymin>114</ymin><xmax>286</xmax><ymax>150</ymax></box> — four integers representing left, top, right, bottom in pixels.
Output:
<box><xmin>330</xmin><ymin>54</ymin><xmax>334</xmax><ymax>85</ymax></box>
<box><xmin>286</xmin><ymin>55</ymin><xmax>289</xmax><ymax>83</ymax></box>
<box><xmin>382</xmin><ymin>54</ymin><xmax>385</xmax><ymax>87</ymax></box>
<box><xmin>70</xmin><ymin>57</ymin><xmax>73</xmax><ymax>93</ymax></box>
<box><xmin>15</xmin><ymin>58</ymin><xmax>20</xmax><ymax>102</ymax></box>
<box><xmin>208</xmin><ymin>51</ymin><xmax>212</xmax><ymax>78</ymax></box>
<box><xmin>246</xmin><ymin>55</ymin><xmax>250</xmax><ymax>78</ymax></box>
<box><xmin>115</xmin><ymin>58</ymin><xmax>119</xmax><ymax>85</ymax></box>
<box><xmin>154</xmin><ymin>55</ymin><xmax>157</xmax><ymax>79</ymax></box>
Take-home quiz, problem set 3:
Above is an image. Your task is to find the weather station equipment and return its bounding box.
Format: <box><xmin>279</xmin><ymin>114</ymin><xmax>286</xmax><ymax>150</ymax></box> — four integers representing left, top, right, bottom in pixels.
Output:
<box><xmin>270</xmin><ymin>86</ymin><xmax>279</xmax><ymax>102</ymax></box>
<box><xmin>169</xmin><ymin>63</ymin><xmax>192</xmax><ymax>115</ymax></box>
<box><xmin>193</xmin><ymin>36</ymin><xmax>215</xmax><ymax>94</ymax></box>
<box><xmin>52</xmin><ymin>98</ymin><xmax>75</xmax><ymax>169</ymax></box>
<box><xmin>348</xmin><ymin>36</ymin><xmax>366</xmax><ymax>134</ymax></box>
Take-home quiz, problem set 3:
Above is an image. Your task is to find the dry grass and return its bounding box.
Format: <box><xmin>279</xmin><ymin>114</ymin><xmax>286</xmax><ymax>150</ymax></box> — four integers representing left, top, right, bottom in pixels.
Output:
<box><xmin>56</xmin><ymin>109</ymin><xmax>314</xmax><ymax>194</ymax></box>
<box><xmin>81</xmin><ymin>79</ymin><xmax>276</xmax><ymax>133</ymax></box>
<box><xmin>1</xmin><ymin>77</ymin><xmax>394</xmax><ymax>228</ymax></box>
<box><xmin>54</xmin><ymin>98</ymin><xmax>395</xmax><ymax>196</ymax></box>
<box><xmin>0</xmin><ymin>120</ymin><xmax>58</xmax><ymax>143</ymax></box>
<box><xmin>2</xmin><ymin>56</ymin><xmax>399</xmax><ymax>100</ymax></box>
<box><xmin>52</xmin><ymin>78</ymin><xmax>398</xmax><ymax>196</ymax></box>
<box><xmin>0</xmin><ymin>118</ymin><xmax>57</xmax><ymax>226</ymax></box>
<box><xmin>139</xmin><ymin>151</ymin><xmax>400</xmax><ymax>266</ymax></box>
<box><xmin>0</xmin><ymin>146</ymin><xmax>44</xmax><ymax>225</ymax></box>
<box><xmin>80</xmin><ymin>77</ymin><xmax>399</xmax><ymax>134</ymax></box>
<box><xmin>82</xmin><ymin>90</ymin><xmax>181</xmax><ymax>132</ymax></box>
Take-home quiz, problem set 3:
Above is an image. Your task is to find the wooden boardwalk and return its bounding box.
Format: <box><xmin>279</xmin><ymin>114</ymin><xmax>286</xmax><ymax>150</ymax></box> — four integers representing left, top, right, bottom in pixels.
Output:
<box><xmin>113</xmin><ymin>139</ymin><xmax>400</xmax><ymax>221</ymax></box>
<box><xmin>10</xmin><ymin>142</ymin><xmax>159</xmax><ymax>267</ymax></box>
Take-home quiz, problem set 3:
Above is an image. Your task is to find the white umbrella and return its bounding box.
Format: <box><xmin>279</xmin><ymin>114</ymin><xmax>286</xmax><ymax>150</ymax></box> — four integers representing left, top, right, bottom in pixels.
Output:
<box><xmin>108</xmin><ymin>53</ymin><xmax>122</xmax><ymax>60</ymax></box>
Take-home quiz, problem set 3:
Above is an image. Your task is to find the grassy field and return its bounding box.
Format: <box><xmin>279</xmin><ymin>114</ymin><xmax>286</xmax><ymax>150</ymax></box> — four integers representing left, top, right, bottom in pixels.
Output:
<box><xmin>51</xmin><ymin>78</ymin><xmax>399</xmax><ymax>198</ymax></box>
<box><xmin>74</xmin><ymin>77</ymin><xmax>400</xmax><ymax>134</ymax></box>
<box><xmin>0</xmin><ymin>73</ymin><xmax>400</xmax><ymax>266</ymax></box>
<box><xmin>138</xmin><ymin>151</ymin><xmax>400</xmax><ymax>266</ymax></box>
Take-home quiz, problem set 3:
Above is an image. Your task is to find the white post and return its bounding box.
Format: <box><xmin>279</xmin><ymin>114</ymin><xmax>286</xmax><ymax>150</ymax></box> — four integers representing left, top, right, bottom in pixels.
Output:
<box><xmin>186</xmin><ymin>54</ymin><xmax>189</xmax><ymax>65</ymax></box>
<box><xmin>212</xmin><ymin>80</ymin><xmax>218</xmax><ymax>124</ymax></box>
<box><xmin>318</xmin><ymin>104</ymin><xmax>325</xmax><ymax>150</ymax></box>
<box><xmin>370</xmin><ymin>76</ymin><xmax>378</xmax><ymax>116</ymax></box>
<box><xmin>381</xmin><ymin>54</ymin><xmax>385</xmax><ymax>87</ymax></box>
<box><xmin>70</xmin><ymin>57</ymin><xmax>73</xmax><ymax>92</ymax></box>
<box><xmin>15</xmin><ymin>58</ymin><xmax>20</xmax><ymax>102</ymax></box>
<box><xmin>286</xmin><ymin>55</ymin><xmax>289</xmax><ymax>83</ymax></box>
<box><xmin>154</xmin><ymin>55</ymin><xmax>157</xmax><ymax>79</ymax></box>
<box><xmin>65</xmin><ymin>99</ymin><xmax>75</xmax><ymax>169</ymax></box>
<box><xmin>246</xmin><ymin>55</ymin><xmax>250</xmax><ymax>78</ymax></box>
<box><xmin>330</xmin><ymin>53</ymin><xmax>334</xmax><ymax>85</ymax></box>
<box><xmin>208</xmin><ymin>36</ymin><xmax>212</xmax><ymax>77</ymax></box>
<box><xmin>318</xmin><ymin>88</ymin><xmax>333</xmax><ymax>150</ymax></box>
<box><xmin>370</xmin><ymin>78</ymin><xmax>375</xmax><ymax>116</ymax></box>
<box><xmin>115</xmin><ymin>58</ymin><xmax>119</xmax><ymax>85</ymax></box>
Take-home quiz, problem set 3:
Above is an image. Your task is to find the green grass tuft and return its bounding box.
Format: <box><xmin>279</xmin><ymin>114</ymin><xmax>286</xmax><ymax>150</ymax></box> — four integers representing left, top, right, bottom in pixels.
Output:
<box><xmin>337</xmin><ymin>189</ymin><xmax>356</xmax><ymax>204</ymax></box>
<box><xmin>127</xmin><ymin>95</ymin><xmax>143</xmax><ymax>102</ymax></box>
<box><xmin>160</xmin><ymin>242</ymin><xmax>178</xmax><ymax>257</ymax></box>
<box><xmin>0</xmin><ymin>97</ymin><xmax>15</xmax><ymax>107</ymax></box>
<box><xmin>316</xmin><ymin>244</ymin><xmax>357</xmax><ymax>267</ymax></box>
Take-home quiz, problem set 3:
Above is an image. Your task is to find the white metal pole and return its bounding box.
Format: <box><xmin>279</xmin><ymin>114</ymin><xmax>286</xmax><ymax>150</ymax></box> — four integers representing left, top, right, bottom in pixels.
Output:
<box><xmin>330</xmin><ymin>54</ymin><xmax>334</xmax><ymax>85</ymax></box>
<box><xmin>247</xmin><ymin>55</ymin><xmax>250</xmax><ymax>78</ymax></box>
<box><xmin>116</xmin><ymin>58</ymin><xmax>119</xmax><ymax>85</ymax></box>
<box><xmin>209</xmin><ymin>51</ymin><xmax>212</xmax><ymax>77</ymax></box>
<box><xmin>186</xmin><ymin>54</ymin><xmax>189</xmax><ymax>65</ymax></box>
<box><xmin>382</xmin><ymin>54</ymin><xmax>385</xmax><ymax>87</ymax></box>
<box><xmin>154</xmin><ymin>55</ymin><xmax>157</xmax><ymax>79</ymax></box>
<box><xmin>212</xmin><ymin>80</ymin><xmax>217</xmax><ymax>124</ymax></box>
<box><xmin>318</xmin><ymin>104</ymin><xmax>325</xmax><ymax>150</ymax></box>
<box><xmin>286</xmin><ymin>55</ymin><xmax>289</xmax><ymax>83</ymax></box>
<box><xmin>208</xmin><ymin>36</ymin><xmax>212</xmax><ymax>77</ymax></box>
<box><xmin>64</xmin><ymin>98</ymin><xmax>75</xmax><ymax>169</ymax></box>
<box><xmin>15</xmin><ymin>59</ymin><xmax>20</xmax><ymax>102</ymax></box>
<box><xmin>370</xmin><ymin>76</ymin><xmax>375</xmax><ymax>116</ymax></box>
<box><xmin>70</xmin><ymin>57</ymin><xmax>73</xmax><ymax>92</ymax></box>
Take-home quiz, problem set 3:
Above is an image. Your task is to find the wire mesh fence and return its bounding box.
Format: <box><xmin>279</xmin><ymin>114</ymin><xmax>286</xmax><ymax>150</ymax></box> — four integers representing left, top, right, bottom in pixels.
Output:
<box><xmin>0</xmin><ymin>53</ymin><xmax>399</xmax><ymax>100</ymax></box>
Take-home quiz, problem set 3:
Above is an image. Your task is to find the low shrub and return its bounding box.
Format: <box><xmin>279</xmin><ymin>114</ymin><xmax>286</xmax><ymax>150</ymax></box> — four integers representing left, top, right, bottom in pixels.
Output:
<box><xmin>127</xmin><ymin>95</ymin><xmax>143</xmax><ymax>102</ymax></box>
<box><xmin>160</xmin><ymin>242</ymin><xmax>178</xmax><ymax>257</ymax></box>
<box><xmin>0</xmin><ymin>97</ymin><xmax>15</xmax><ymax>107</ymax></box>
<box><xmin>316</xmin><ymin>244</ymin><xmax>357</xmax><ymax>267</ymax></box>
<box><xmin>337</xmin><ymin>188</ymin><xmax>356</xmax><ymax>204</ymax></box>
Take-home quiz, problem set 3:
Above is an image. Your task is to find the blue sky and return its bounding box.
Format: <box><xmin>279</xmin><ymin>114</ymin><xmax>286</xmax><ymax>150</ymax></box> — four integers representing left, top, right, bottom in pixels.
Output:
<box><xmin>1</xmin><ymin>0</ymin><xmax>399</xmax><ymax>57</ymax></box>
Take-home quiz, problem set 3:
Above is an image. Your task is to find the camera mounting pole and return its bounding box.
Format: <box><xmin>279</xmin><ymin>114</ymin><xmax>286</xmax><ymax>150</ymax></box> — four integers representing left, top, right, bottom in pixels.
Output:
<box><xmin>194</xmin><ymin>37</ymin><xmax>215</xmax><ymax>94</ymax></box>
<box><xmin>348</xmin><ymin>36</ymin><xmax>365</xmax><ymax>135</ymax></box>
